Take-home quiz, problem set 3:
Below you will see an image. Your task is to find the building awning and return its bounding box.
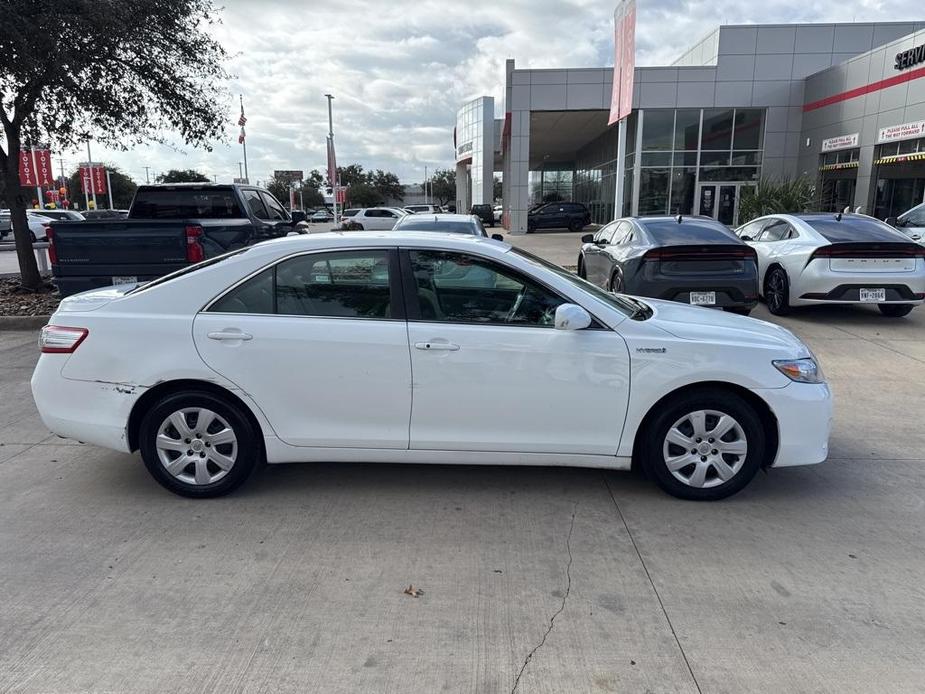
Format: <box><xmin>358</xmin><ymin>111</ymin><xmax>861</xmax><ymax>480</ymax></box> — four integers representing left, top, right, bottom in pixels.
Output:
<box><xmin>875</xmin><ymin>152</ymin><xmax>925</xmax><ymax>165</ymax></box>
<box><xmin>819</xmin><ymin>161</ymin><xmax>859</xmax><ymax>172</ymax></box>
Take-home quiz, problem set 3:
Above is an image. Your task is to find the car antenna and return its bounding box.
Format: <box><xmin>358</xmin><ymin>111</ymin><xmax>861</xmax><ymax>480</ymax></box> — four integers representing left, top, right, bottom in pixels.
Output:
<box><xmin>676</xmin><ymin>213</ymin><xmax>682</xmax><ymax>224</ymax></box>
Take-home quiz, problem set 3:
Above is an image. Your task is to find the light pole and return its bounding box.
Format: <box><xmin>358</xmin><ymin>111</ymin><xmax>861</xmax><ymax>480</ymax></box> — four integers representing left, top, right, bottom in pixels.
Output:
<box><xmin>325</xmin><ymin>93</ymin><xmax>338</xmax><ymax>225</ymax></box>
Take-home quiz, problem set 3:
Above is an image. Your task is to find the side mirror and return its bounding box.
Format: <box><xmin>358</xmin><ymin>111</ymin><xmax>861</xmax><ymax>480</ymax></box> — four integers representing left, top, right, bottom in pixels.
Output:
<box><xmin>554</xmin><ymin>303</ymin><xmax>592</xmax><ymax>331</ymax></box>
<box><xmin>885</xmin><ymin>216</ymin><xmax>899</xmax><ymax>227</ymax></box>
<box><xmin>740</xmin><ymin>234</ymin><xmax>753</xmax><ymax>241</ymax></box>
<box><xmin>290</xmin><ymin>210</ymin><xmax>306</xmax><ymax>224</ymax></box>
<box><xmin>581</xmin><ymin>233</ymin><xmax>595</xmax><ymax>243</ymax></box>
<box><xmin>491</xmin><ymin>233</ymin><xmax>504</xmax><ymax>241</ymax></box>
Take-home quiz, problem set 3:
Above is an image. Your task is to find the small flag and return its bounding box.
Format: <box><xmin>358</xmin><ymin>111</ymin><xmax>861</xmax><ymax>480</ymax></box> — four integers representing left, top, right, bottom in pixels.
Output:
<box><xmin>238</xmin><ymin>113</ymin><xmax>247</xmax><ymax>127</ymax></box>
<box><xmin>238</xmin><ymin>126</ymin><xmax>246</xmax><ymax>144</ymax></box>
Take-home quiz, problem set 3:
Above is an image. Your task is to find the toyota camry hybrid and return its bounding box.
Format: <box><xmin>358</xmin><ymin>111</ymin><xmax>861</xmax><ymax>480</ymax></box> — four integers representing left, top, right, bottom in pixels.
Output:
<box><xmin>31</xmin><ymin>232</ymin><xmax>832</xmax><ymax>501</ymax></box>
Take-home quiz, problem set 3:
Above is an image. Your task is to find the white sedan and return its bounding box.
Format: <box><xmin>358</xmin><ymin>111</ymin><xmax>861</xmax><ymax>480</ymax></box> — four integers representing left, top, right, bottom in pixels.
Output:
<box><xmin>735</xmin><ymin>213</ymin><xmax>925</xmax><ymax>317</ymax></box>
<box><xmin>31</xmin><ymin>232</ymin><xmax>832</xmax><ymax>501</ymax></box>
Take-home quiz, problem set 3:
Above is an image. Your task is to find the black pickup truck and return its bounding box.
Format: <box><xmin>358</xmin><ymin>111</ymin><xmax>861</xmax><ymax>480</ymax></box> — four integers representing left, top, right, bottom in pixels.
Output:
<box><xmin>48</xmin><ymin>183</ymin><xmax>308</xmax><ymax>296</ymax></box>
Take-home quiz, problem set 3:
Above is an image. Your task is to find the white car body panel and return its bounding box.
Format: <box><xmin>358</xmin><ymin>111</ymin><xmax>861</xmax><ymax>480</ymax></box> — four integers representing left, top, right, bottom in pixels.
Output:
<box><xmin>739</xmin><ymin>214</ymin><xmax>925</xmax><ymax>307</ymax></box>
<box><xmin>348</xmin><ymin>208</ymin><xmax>407</xmax><ymax>231</ymax></box>
<box><xmin>31</xmin><ymin>231</ymin><xmax>831</xmax><ymax>475</ymax></box>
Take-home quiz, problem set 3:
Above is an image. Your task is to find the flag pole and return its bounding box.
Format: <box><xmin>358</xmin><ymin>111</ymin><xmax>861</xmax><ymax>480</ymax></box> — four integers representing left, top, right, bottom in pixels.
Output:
<box><xmin>240</xmin><ymin>94</ymin><xmax>249</xmax><ymax>183</ymax></box>
<box><xmin>86</xmin><ymin>141</ymin><xmax>97</xmax><ymax>209</ymax></box>
<box><xmin>106</xmin><ymin>168</ymin><xmax>114</xmax><ymax>209</ymax></box>
<box><xmin>325</xmin><ymin>94</ymin><xmax>337</xmax><ymax>225</ymax></box>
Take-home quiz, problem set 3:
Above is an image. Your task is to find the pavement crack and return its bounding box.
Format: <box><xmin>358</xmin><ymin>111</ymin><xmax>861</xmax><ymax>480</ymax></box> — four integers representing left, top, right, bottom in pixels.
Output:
<box><xmin>603</xmin><ymin>473</ymin><xmax>703</xmax><ymax>694</ymax></box>
<box><xmin>510</xmin><ymin>503</ymin><xmax>577</xmax><ymax>694</ymax></box>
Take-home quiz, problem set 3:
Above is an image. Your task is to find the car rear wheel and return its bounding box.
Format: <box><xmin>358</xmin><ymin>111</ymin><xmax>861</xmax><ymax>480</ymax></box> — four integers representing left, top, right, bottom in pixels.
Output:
<box><xmin>764</xmin><ymin>267</ymin><xmax>791</xmax><ymax>316</ymax></box>
<box><xmin>641</xmin><ymin>389</ymin><xmax>765</xmax><ymax>501</ymax></box>
<box><xmin>609</xmin><ymin>269</ymin><xmax>625</xmax><ymax>293</ymax></box>
<box><xmin>577</xmin><ymin>258</ymin><xmax>586</xmax><ymax>279</ymax></box>
<box><xmin>139</xmin><ymin>391</ymin><xmax>260</xmax><ymax>498</ymax></box>
<box><xmin>878</xmin><ymin>304</ymin><xmax>914</xmax><ymax>317</ymax></box>
<box><xmin>569</xmin><ymin>219</ymin><xmax>583</xmax><ymax>233</ymax></box>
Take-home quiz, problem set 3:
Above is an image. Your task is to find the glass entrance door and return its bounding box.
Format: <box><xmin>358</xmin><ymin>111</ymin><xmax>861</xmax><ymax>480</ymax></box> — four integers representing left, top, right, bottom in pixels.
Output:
<box><xmin>696</xmin><ymin>183</ymin><xmax>752</xmax><ymax>227</ymax></box>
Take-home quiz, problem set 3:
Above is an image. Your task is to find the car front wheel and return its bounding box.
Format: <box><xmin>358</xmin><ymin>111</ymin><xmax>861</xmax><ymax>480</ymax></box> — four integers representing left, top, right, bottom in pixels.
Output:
<box><xmin>878</xmin><ymin>304</ymin><xmax>914</xmax><ymax>317</ymax></box>
<box><xmin>139</xmin><ymin>391</ymin><xmax>260</xmax><ymax>498</ymax></box>
<box><xmin>641</xmin><ymin>389</ymin><xmax>765</xmax><ymax>500</ymax></box>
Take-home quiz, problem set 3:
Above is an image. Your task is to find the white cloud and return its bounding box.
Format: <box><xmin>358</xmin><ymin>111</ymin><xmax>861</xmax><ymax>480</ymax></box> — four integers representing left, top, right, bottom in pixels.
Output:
<box><xmin>80</xmin><ymin>0</ymin><xmax>921</xmax><ymax>186</ymax></box>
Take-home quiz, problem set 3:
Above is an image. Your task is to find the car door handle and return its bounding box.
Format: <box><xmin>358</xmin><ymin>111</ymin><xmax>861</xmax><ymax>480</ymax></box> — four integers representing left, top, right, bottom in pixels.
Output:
<box><xmin>208</xmin><ymin>330</ymin><xmax>253</xmax><ymax>341</ymax></box>
<box><xmin>414</xmin><ymin>341</ymin><xmax>459</xmax><ymax>351</ymax></box>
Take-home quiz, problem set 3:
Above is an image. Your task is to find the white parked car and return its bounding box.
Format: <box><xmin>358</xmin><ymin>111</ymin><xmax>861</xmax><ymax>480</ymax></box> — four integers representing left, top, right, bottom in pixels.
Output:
<box><xmin>735</xmin><ymin>213</ymin><xmax>925</xmax><ymax>317</ymax></box>
<box><xmin>494</xmin><ymin>205</ymin><xmax>503</xmax><ymax>223</ymax></box>
<box><xmin>403</xmin><ymin>204</ymin><xmax>441</xmax><ymax>215</ymax></box>
<box><xmin>0</xmin><ymin>210</ymin><xmax>56</xmax><ymax>241</ymax></box>
<box><xmin>341</xmin><ymin>207</ymin><xmax>407</xmax><ymax>230</ymax></box>
<box><xmin>32</xmin><ymin>232</ymin><xmax>832</xmax><ymax>501</ymax></box>
<box><xmin>889</xmin><ymin>202</ymin><xmax>925</xmax><ymax>244</ymax></box>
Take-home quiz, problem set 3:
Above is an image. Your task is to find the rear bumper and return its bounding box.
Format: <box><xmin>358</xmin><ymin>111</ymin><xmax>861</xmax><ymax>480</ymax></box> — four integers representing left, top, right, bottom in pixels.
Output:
<box><xmin>633</xmin><ymin>278</ymin><xmax>759</xmax><ymax>309</ymax></box>
<box><xmin>791</xmin><ymin>263</ymin><xmax>925</xmax><ymax>306</ymax></box>
<box><xmin>751</xmin><ymin>383</ymin><xmax>832</xmax><ymax>468</ymax></box>
<box><xmin>31</xmin><ymin>355</ymin><xmax>142</xmax><ymax>452</ymax></box>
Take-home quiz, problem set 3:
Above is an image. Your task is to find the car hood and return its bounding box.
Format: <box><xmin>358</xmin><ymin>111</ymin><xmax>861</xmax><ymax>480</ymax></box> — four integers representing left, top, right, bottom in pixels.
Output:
<box><xmin>55</xmin><ymin>283</ymin><xmax>138</xmax><ymax>312</ymax></box>
<box><xmin>642</xmin><ymin>297</ymin><xmax>809</xmax><ymax>356</ymax></box>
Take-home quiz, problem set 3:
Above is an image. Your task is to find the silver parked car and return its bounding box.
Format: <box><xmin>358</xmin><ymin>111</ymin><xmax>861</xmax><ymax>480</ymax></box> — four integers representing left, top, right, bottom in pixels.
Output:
<box><xmin>393</xmin><ymin>213</ymin><xmax>494</xmax><ymax>237</ymax></box>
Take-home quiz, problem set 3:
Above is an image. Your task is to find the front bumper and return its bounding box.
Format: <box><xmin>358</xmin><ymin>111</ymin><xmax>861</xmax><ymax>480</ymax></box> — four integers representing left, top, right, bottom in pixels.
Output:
<box><xmin>31</xmin><ymin>354</ymin><xmax>143</xmax><ymax>453</ymax></box>
<box><xmin>751</xmin><ymin>382</ymin><xmax>832</xmax><ymax>467</ymax></box>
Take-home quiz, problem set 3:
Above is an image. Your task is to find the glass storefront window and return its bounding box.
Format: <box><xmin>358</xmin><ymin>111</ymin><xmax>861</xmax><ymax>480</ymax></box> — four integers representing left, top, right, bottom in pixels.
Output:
<box><xmin>639</xmin><ymin>168</ymin><xmax>671</xmax><ymax>214</ymax></box>
<box><xmin>699</xmin><ymin>166</ymin><xmax>759</xmax><ymax>182</ymax></box>
<box><xmin>674</xmin><ymin>110</ymin><xmax>701</xmax><ymax>150</ymax></box>
<box><xmin>701</xmin><ymin>109</ymin><xmax>734</xmax><ymax>151</ymax></box>
<box><xmin>641</xmin><ymin>110</ymin><xmax>674</xmax><ymax>151</ymax></box>
<box><xmin>670</xmin><ymin>168</ymin><xmax>696</xmax><ymax>215</ymax></box>
<box><xmin>732</xmin><ymin>109</ymin><xmax>764</xmax><ymax>150</ymax></box>
<box><xmin>899</xmin><ymin>138</ymin><xmax>922</xmax><ymax>154</ymax></box>
<box><xmin>731</xmin><ymin>151</ymin><xmax>762</xmax><ymax>166</ymax></box>
<box><xmin>641</xmin><ymin>152</ymin><xmax>672</xmax><ymax>166</ymax></box>
<box><xmin>700</xmin><ymin>150</ymin><xmax>731</xmax><ymax>166</ymax></box>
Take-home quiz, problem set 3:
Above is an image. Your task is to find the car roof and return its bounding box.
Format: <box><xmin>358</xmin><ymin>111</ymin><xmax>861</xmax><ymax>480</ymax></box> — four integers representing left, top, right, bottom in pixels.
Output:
<box><xmin>244</xmin><ymin>230</ymin><xmax>509</xmax><ymax>254</ymax></box>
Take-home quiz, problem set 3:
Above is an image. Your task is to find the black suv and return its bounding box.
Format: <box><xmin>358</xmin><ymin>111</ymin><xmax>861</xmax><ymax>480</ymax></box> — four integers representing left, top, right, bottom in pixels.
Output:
<box><xmin>527</xmin><ymin>202</ymin><xmax>591</xmax><ymax>233</ymax></box>
<box><xmin>470</xmin><ymin>204</ymin><xmax>495</xmax><ymax>227</ymax></box>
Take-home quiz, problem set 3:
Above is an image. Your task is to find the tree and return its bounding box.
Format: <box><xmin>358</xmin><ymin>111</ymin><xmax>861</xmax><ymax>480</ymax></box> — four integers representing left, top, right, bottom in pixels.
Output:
<box><xmin>0</xmin><ymin>0</ymin><xmax>229</xmax><ymax>290</ymax></box>
<box><xmin>67</xmin><ymin>164</ymin><xmax>137</xmax><ymax>209</ymax></box>
<box><xmin>299</xmin><ymin>184</ymin><xmax>324</xmax><ymax>208</ymax></box>
<box><xmin>305</xmin><ymin>169</ymin><xmax>324</xmax><ymax>191</ymax></box>
<box><xmin>264</xmin><ymin>176</ymin><xmax>291</xmax><ymax>206</ymax></box>
<box><xmin>429</xmin><ymin>169</ymin><xmax>456</xmax><ymax>206</ymax></box>
<box><xmin>371</xmin><ymin>169</ymin><xmax>403</xmax><ymax>203</ymax></box>
<box><xmin>156</xmin><ymin>169</ymin><xmax>211</xmax><ymax>184</ymax></box>
<box><xmin>738</xmin><ymin>177</ymin><xmax>815</xmax><ymax>224</ymax></box>
<box><xmin>334</xmin><ymin>163</ymin><xmax>369</xmax><ymax>189</ymax></box>
<box><xmin>347</xmin><ymin>182</ymin><xmax>383</xmax><ymax>208</ymax></box>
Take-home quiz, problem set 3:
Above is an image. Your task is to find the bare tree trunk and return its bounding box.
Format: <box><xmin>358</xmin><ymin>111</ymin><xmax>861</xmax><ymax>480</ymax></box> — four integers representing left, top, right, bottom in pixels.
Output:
<box><xmin>2</xmin><ymin>138</ymin><xmax>43</xmax><ymax>291</ymax></box>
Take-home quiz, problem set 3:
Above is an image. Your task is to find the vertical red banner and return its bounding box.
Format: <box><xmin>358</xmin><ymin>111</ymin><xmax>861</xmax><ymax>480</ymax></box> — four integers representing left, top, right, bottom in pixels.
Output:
<box><xmin>19</xmin><ymin>150</ymin><xmax>36</xmax><ymax>186</ymax></box>
<box><xmin>79</xmin><ymin>165</ymin><xmax>93</xmax><ymax>194</ymax></box>
<box><xmin>608</xmin><ymin>0</ymin><xmax>637</xmax><ymax>126</ymax></box>
<box><xmin>33</xmin><ymin>149</ymin><xmax>54</xmax><ymax>186</ymax></box>
<box><xmin>92</xmin><ymin>165</ymin><xmax>107</xmax><ymax>194</ymax></box>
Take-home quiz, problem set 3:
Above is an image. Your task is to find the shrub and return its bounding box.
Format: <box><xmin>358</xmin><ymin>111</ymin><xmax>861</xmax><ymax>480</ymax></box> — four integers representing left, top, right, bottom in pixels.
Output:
<box><xmin>738</xmin><ymin>177</ymin><xmax>815</xmax><ymax>224</ymax></box>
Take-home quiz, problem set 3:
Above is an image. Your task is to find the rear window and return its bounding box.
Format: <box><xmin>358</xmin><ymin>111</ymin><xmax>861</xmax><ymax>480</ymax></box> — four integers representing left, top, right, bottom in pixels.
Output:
<box><xmin>802</xmin><ymin>216</ymin><xmax>906</xmax><ymax>243</ymax></box>
<box><xmin>639</xmin><ymin>218</ymin><xmax>739</xmax><ymax>244</ymax></box>
<box><xmin>342</xmin><ymin>209</ymin><xmax>359</xmax><ymax>217</ymax></box>
<box><xmin>396</xmin><ymin>220</ymin><xmax>478</xmax><ymax>234</ymax></box>
<box><xmin>130</xmin><ymin>189</ymin><xmax>245</xmax><ymax>219</ymax></box>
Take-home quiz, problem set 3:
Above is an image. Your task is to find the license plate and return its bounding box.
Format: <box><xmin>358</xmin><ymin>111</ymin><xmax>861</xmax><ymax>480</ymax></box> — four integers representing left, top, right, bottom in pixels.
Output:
<box><xmin>112</xmin><ymin>276</ymin><xmax>137</xmax><ymax>286</ymax></box>
<box><xmin>690</xmin><ymin>291</ymin><xmax>716</xmax><ymax>306</ymax></box>
<box><xmin>859</xmin><ymin>288</ymin><xmax>885</xmax><ymax>302</ymax></box>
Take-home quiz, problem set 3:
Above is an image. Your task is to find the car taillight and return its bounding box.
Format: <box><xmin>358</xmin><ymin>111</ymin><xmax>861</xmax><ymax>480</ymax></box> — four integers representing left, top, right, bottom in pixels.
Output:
<box><xmin>185</xmin><ymin>225</ymin><xmax>204</xmax><ymax>263</ymax></box>
<box><xmin>644</xmin><ymin>246</ymin><xmax>757</xmax><ymax>261</ymax></box>
<box><xmin>40</xmin><ymin>325</ymin><xmax>88</xmax><ymax>353</ymax></box>
<box><xmin>809</xmin><ymin>242</ymin><xmax>925</xmax><ymax>261</ymax></box>
<box><xmin>45</xmin><ymin>227</ymin><xmax>58</xmax><ymax>264</ymax></box>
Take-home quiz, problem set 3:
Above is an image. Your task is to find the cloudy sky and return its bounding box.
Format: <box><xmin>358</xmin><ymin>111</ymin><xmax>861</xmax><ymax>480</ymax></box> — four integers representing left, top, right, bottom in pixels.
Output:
<box><xmin>80</xmin><ymin>0</ymin><xmax>917</xmax><ymax>186</ymax></box>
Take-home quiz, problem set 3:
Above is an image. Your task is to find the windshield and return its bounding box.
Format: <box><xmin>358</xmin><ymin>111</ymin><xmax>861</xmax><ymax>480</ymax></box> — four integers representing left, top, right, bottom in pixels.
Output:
<box><xmin>510</xmin><ymin>247</ymin><xmax>640</xmax><ymax>318</ymax></box>
<box><xmin>127</xmin><ymin>247</ymin><xmax>251</xmax><ymax>294</ymax></box>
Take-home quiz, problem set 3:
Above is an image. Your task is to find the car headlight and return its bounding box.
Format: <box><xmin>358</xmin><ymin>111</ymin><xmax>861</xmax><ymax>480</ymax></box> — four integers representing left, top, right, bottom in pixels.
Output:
<box><xmin>772</xmin><ymin>357</ymin><xmax>825</xmax><ymax>384</ymax></box>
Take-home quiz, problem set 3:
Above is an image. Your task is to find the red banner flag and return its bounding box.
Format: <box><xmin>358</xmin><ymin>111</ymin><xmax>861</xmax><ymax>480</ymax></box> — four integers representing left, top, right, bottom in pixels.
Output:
<box><xmin>326</xmin><ymin>136</ymin><xmax>337</xmax><ymax>189</ymax></box>
<box><xmin>608</xmin><ymin>0</ymin><xmax>636</xmax><ymax>125</ymax></box>
<box><xmin>92</xmin><ymin>165</ymin><xmax>107</xmax><ymax>194</ymax></box>
<box><xmin>79</xmin><ymin>165</ymin><xmax>107</xmax><ymax>194</ymax></box>
<box><xmin>33</xmin><ymin>149</ymin><xmax>54</xmax><ymax>186</ymax></box>
<box><xmin>19</xmin><ymin>150</ymin><xmax>36</xmax><ymax>186</ymax></box>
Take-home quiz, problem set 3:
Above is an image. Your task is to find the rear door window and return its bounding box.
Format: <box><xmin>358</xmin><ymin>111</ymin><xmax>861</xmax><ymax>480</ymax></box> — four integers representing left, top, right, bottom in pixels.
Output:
<box><xmin>242</xmin><ymin>190</ymin><xmax>269</xmax><ymax>220</ymax></box>
<box><xmin>260</xmin><ymin>192</ymin><xmax>290</xmax><ymax>221</ymax></box>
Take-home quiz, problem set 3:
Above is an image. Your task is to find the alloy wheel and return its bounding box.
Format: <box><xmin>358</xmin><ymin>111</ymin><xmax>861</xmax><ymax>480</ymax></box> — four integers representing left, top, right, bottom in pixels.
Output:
<box><xmin>662</xmin><ymin>409</ymin><xmax>748</xmax><ymax>489</ymax></box>
<box><xmin>155</xmin><ymin>408</ymin><xmax>238</xmax><ymax>486</ymax></box>
<box><xmin>766</xmin><ymin>270</ymin><xmax>785</xmax><ymax>312</ymax></box>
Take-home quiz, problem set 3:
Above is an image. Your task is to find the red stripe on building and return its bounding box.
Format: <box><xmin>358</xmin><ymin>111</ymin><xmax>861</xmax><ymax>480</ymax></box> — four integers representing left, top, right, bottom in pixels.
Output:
<box><xmin>803</xmin><ymin>65</ymin><xmax>925</xmax><ymax>112</ymax></box>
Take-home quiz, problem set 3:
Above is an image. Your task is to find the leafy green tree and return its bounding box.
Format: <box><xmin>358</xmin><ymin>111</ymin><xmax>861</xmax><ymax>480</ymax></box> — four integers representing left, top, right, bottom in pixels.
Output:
<box><xmin>334</xmin><ymin>163</ymin><xmax>369</xmax><ymax>189</ymax></box>
<box><xmin>347</xmin><ymin>182</ymin><xmax>383</xmax><ymax>208</ymax></box>
<box><xmin>299</xmin><ymin>184</ymin><xmax>324</xmax><ymax>208</ymax></box>
<box><xmin>264</xmin><ymin>176</ymin><xmax>291</xmax><ymax>206</ymax></box>
<box><xmin>156</xmin><ymin>169</ymin><xmax>211</xmax><ymax>183</ymax></box>
<box><xmin>738</xmin><ymin>177</ymin><xmax>815</xmax><ymax>224</ymax></box>
<box><xmin>305</xmin><ymin>169</ymin><xmax>324</xmax><ymax>191</ymax></box>
<box><xmin>67</xmin><ymin>164</ymin><xmax>137</xmax><ymax>209</ymax></box>
<box><xmin>371</xmin><ymin>169</ymin><xmax>403</xmax><ymax>203</ymax></box>
<box><xmin>0</xmin><ymin>0</ymin><xmax>229</xmax><ymax>290</ymax></box>
<box><xmin>429</xmin><ymin>169</ymin><xmax>456</xmax><ymax>205</ymax></box>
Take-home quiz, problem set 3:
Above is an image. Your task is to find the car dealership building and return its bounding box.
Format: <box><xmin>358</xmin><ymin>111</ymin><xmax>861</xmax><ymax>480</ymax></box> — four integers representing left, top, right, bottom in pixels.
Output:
<box><xmin>455</xmin><ymin>21</ymin><xmax>925</xmax><ymax>233</ymax></box>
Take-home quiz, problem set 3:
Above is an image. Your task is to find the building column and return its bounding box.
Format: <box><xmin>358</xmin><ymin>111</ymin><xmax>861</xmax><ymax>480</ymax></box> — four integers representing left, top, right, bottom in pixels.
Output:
<box><xmin>455</xmin><ymin>161</ymin><xmax>470</xmax><ymax>212</ymax></box>
<box><xmin>508</xmin><ymin>110</ymin><xmax>530</xmax><ymax>234</ymax></box>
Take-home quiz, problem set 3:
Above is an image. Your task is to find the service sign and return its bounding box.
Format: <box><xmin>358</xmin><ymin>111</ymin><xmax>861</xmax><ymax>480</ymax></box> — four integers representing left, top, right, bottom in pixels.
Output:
<box><xmin>894</xmin><ymin>44</ymin><xmax>925</xmax><ymax>71</ymax></box>
<box><xmin>821</xmin><ymin>133</ymin><xmax>859</xmax><ymax>152</ymax></box>
<box><xmin>878</xmin><ymin>120</ymin><xmax>925</xmax><ymax>143</ymax></box>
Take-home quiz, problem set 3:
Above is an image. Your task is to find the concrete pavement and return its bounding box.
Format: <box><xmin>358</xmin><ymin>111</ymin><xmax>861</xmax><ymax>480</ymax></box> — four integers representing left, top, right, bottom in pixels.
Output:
<box><xmin>2</xmin><ymin>239</ymin><xmax>925</xmax><ymax>692</ymax></box>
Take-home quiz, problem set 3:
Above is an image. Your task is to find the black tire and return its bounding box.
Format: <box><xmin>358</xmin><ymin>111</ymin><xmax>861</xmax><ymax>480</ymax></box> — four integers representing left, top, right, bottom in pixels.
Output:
<box><xmin>577</xmin><ymin>258</ymin><xmax>586</xmax><ymax>279</ymax></box>
<box><xmin>725</xmin><ymin>307</ymin><xmax>752</xmax><ymax>316</ymax></box>
<box><xmin>640</xmin><ymin>388</ymin><xmax>765</xmax><ymax>501</ymax></box>
<box><xmin>30</xmin><ymin>231</ymin><xmax>37</xmax><ymax>243</ymax></box>
<box><xmin>764</xmin><ymin>267</ymin><xmax>791</xmax><ymax>316</ymax></box>
<box><xmin>139</xmin><ymin>391</ymin><xmax>261</xmax><ymax>498</ymax></box>
<box><xmin>568</xmin><ymin>218</ymin><xmax>583</xmax><ymax>233</ymax></box>
<box><xmin>609</xmin><ymin>268</ymin><xmax>625</xmax><ymax>293</ymax></box>
<box><xmin>878</xmin><ymin>303</ymin><xmax>914</xmax><ymax>317</ymax></box>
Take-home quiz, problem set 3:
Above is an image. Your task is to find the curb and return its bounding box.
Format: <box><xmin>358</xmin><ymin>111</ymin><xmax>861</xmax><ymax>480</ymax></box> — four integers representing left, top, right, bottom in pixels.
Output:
<box><xmin>0</xmin><ymin>315</ymin><xmax>50</xmax><ymax>330</ymax></box>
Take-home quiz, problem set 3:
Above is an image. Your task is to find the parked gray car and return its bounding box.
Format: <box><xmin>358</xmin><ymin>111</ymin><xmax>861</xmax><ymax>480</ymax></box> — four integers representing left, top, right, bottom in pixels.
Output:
<box><xmin>393</xmin><ymin>213</ymin><xmax>496</xmax><ymax>238</ymax></box>
<box><xmin>578</xmin><ymin>215</ymin><xmax>759</xmax><ymax>314</ymax></box>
